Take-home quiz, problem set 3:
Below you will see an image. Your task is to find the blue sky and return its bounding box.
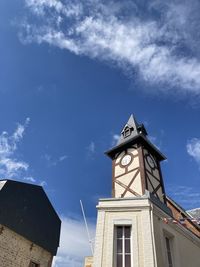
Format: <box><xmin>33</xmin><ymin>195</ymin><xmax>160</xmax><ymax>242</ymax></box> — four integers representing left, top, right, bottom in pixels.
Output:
<box><xmin>1</xmin><ymin>0</ymin><xmax>200</xmax><ymax>266</ymax></box>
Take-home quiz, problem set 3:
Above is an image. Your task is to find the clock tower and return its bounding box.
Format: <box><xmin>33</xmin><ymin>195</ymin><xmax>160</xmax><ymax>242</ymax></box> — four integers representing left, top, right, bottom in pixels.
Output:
<box><xmin>106</xmin><ymin>115</ymin><xmax>166</xmax><ymax>203</ymax></box>
<box><xmin>92</xmin><ymin>115</ymin><xmax>200</xmax><ymax>267</ymax></box>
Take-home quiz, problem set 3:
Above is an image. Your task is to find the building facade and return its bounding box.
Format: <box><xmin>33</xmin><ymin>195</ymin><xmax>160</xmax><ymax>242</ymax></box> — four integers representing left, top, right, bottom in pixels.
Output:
<box><xmin>0</xmin><ymin>180</ymin><xmax>61</xmax><ymax>267</ymax></box>
<box><xmin>92</xmin><ymin>115</ymin><xmax>200</xmax><ymax>267</ymax></box>
<box><xmin>0</xmin><ymin>224</ymin><xmax>53</xmax><ymax>267</ymax></box>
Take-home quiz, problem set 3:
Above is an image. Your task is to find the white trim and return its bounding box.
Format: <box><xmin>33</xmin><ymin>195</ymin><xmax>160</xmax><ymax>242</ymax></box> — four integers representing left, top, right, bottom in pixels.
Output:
<box><xmin>112</xmin><ymin>217</ymin><xmax>139</xmax><ymax>267</ymax></box>
<box><xmin>114</xmin><ymin>225</ymin><xmax>132</xmax><ymax>267</ymax></box>
<box><xmin>150</xmin><ymin>205</ymin><xmax>158</xmax><ymax>267</ymax></box>
<box><xmin>114</xmin><ymin>219</ymin><xmax>132</xmax><ymax>225</ymax></box>
<box><xmin>141</xmin><ymin>209</ymin><xmax>155</xmax><ymax>266</ymax></box>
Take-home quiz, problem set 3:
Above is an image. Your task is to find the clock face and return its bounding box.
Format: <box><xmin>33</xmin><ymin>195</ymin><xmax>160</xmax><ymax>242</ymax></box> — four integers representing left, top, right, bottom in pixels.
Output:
<box><xmin>120</xmin><ymin>154</ymin><xmax>132</xmax><ymax>167</ymax></box>
<box><xmin>146</xmin><ymin>155</ymin><xmax>156</xmax><ymax>169</ymax></box>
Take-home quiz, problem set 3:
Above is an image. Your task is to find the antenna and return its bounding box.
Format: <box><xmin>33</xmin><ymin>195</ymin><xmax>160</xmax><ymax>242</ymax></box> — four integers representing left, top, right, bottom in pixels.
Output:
<box><xmin>80</xmin><ymin>200</ymin><xmax>94</xmax><ymax>255</ymax></box>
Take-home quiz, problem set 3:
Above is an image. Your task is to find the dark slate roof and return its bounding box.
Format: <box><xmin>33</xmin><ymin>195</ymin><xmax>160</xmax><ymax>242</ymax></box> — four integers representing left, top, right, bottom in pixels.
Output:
<box><xmin>105</xmin><ymin>114</ymin><xmax>166</xmax><ymax>161</ymax></box>
<box><xmin>117</xmin><ymin>114</ymin><xmax>147</xmax><ymax>145</ymax></box>
<box><xmin>0</xmin><ymin>180</ymin><xmax>61</xmax><ymax>255</ymax></box>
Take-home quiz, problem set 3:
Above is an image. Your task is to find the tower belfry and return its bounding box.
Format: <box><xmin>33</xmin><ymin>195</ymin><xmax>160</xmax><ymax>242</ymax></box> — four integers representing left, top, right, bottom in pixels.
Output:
<box><xmin>106</xmin><ymin>114</ymin><xmax>166</xmax><ymax>202</ymax></box>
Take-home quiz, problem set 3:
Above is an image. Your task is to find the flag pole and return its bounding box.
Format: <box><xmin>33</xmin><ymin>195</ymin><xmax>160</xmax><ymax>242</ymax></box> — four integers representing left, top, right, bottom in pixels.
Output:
<box><xmin>80</xmin><ymin>200</ymin><xmax>94</xmax><ymax>255</ymax></box>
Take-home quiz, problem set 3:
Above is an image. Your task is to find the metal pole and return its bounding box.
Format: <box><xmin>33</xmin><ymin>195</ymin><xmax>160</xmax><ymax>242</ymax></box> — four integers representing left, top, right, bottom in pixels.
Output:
<box><xmin>80</xmin><ymin>200</ymin><xmax>94</xmax><ymax>255</ymax></box>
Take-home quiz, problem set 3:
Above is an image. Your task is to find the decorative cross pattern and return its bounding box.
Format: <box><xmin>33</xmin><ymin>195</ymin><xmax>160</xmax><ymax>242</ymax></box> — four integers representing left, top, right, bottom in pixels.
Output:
<box><xmin>115</xmin><ymin>168</ymin><xmax>140</xmax><ymax>197</ymax></box>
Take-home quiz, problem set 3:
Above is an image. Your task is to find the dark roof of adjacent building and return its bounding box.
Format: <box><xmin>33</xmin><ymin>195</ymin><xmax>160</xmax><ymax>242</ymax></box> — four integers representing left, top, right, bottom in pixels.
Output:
<box><xmin>0</xmin><ymin>179</ymin><xmax>61</xmax><ymax>255</ymax></box>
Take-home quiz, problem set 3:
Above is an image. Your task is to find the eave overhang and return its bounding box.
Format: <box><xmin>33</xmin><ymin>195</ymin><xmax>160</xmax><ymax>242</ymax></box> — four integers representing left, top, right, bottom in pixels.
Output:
<box><xmin>105</xmin><ymin>134</ymin><xmax>166</xmax><ymax>161</ymax></box>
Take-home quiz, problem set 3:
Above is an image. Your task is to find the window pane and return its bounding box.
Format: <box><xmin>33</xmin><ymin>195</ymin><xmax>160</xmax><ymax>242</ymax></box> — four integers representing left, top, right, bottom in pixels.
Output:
<box><xmin>124</xmin><ymin>226</ymin><xmax>131</xmax><ymax>238</ymax></box>
<box><xmin>117</xmin><ymin>226</ymin><xmax>123</xmax><ymax>238</ymax></box>
<box><xmin>117</xmin><ymin>239</ymin><xmax>122</xmax><ymax>253</ymax></box>
<box><xmin>125</xmin><ymin>239</ymin><xmax>130</xmax><ymax>253</ymax></box>
<box><xmin>165</xmin><ymin>237</ymin><xmax>173</xmax><ymax>267</ymax></box>
<box><xmin>125</xmin><ymin>255</ymin><xmax>131</xmax><ymax>267</ymax></box>
<box><xmin>166</xmin><ymin>237</ymin><xmax>170</xmax><ymax>251</ymax></box>
<box><xmin>115</xmin><ymin>226</ymin><xmax>132</xmax><ymax>267</ymax></box>
<box><xmin>167</xmin><ymin>252</ymin><xmax>173</xmax><ymax>265</ymax></box>
<box><xmin>117</xmin><ymin>254</ymin><xmax>122</xmax><ymax>267</ymax></box>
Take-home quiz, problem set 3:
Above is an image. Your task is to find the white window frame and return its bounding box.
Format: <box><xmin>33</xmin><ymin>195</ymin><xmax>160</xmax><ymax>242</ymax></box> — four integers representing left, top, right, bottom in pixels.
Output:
<box><xmin>114</xmin><ymin>225</ymin><xmax>132</xmax><ymax>267</ymax></box>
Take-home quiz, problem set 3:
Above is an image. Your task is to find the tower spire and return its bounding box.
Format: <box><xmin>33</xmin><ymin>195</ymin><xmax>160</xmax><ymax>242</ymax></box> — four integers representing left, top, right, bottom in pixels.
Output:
<box><xmin>117</xmin><ymin>114</ymin><xmax>147</xmax><ymax>145</ymax></box>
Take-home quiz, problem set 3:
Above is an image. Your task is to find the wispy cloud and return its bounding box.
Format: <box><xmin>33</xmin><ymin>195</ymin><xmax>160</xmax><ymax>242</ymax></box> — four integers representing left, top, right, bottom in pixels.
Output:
<box><xmin>39</xmin><ymin>180</ymin><xmax>47</xmax><ymax>187</ymax></box>
<box><xmin>24</xmin><ymin>176</ymin><xmax>36</xmax><ymax>183</ymax></box>
<box><xmin>168</xmin><ymin>184</ymin><xmax>200</xmax><ymax>209</ymax></box>
<box><xmin>87</xmin><ymin>141</ymin><xmax>95</xmax><ymax>154</ymax></box>
<box><xmin>20</xmin><ymin>0</ymin><xmax>200</xmax><ymax>94</ymax></box>
<box><xmin>86</xmin><ymin>141</ymin><xmax>96</xmax><ymax>159</ymax></box>
<box><xmin>43</xmin><ymin>153</ymin><xmax>68</xmax><ymax>167</ymax></box>
<box><xmin>59</xmin><ymin>155</ymin><xmax>68</xmax><ymax>162</ymax></box>
<box><xmin>187</xmin><ymin>138</ymin><xmax>200</xmax><ymax>164</ymax></box>
<box><xmin>111</xmin><ymin>134</ymin><xmax>120</xmax><ymax>146</ymax></box>
<box><xmin>0</xmin><ymin>118</ymin><xmax>30</xmax><ymax>179</ymax></box>
<box><xmin>53</xmin><ymin>216</ymin><xmax>95</xmax><ymax>267</ymax></box>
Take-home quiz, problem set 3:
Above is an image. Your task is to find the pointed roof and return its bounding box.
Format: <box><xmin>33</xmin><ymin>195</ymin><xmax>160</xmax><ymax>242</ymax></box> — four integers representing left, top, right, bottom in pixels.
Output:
<box><xmin>117</xmin><ymin>114</ymin><xmax>147</xmax><ymax>145</ymax></box>
<box><xmin>105</xmin><ymin>114</ymin><xmax>166</xmax><ymax>160</ymax></box>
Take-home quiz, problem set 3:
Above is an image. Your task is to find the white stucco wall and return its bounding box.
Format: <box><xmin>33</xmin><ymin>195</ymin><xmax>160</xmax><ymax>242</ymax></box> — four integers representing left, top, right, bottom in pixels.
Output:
<box><xmin>93</xmin><ymin>197</ymin><xmax>200</xmax><ymax>267</ymax></box>
<box><xmin>93</xmin><ymin>197</ymin><xmax>156</xmax><ymax>267</ymax></box>
<box><xmin>153</xmin><ymin>208</ymin><xmax>200</xmax><ymax>267</ymax></box>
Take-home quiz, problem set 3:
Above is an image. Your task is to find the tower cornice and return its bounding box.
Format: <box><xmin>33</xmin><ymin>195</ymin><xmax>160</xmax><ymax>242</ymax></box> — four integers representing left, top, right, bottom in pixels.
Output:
<box><xmin>105</xmin><ymin>134</ymin><xmax>166</xmax><ymax>161</ymax></box>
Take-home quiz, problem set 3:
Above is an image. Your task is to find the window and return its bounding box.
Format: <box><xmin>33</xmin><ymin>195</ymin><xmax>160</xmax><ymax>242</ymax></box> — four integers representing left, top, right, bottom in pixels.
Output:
<box><xmin>122</xmin><ymin>126</ymin><xmax>133</xmax><ymax>138</ymax></box>
<box><xmin>29</xmin><ymin>261</ymin><xmax>39</xmax><ymax>267</ymax></box>
<box><xmin>115</xmin><ymin>226</ymin><xmax>131</xmax><ymax>267</ymax></box>
<box><xmin>165</xmin><ymin>237</ymin><xmax>173</xmax><ymax>267</ymax></box>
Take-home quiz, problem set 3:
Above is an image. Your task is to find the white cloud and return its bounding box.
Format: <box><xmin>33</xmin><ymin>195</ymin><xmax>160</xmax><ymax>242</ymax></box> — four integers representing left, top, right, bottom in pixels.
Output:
<box><xmin>59</xmin><ymin>155</ymin><xmax>67</xmax><ymax>162</ymax></box>
<box><xmin>0</xmin><ymin>119</ymin><xmax>30</xmax><ymax>178</ymax></box>
<box><xmin>0</xmin><ymin>158</ymin><xmax>29</xmax><ymax>177</ymax></box>
<box><xmin>39</xmin><ymin>180</ymin><xmax>47</xmax><ymax>186</ymax></box>
<box><xmin>53</xmin><ymin>216</ymin><xmax>96</xmax><ymax>267</ymax></box>
<box><xmin>21</xmin><ymin>0</ymin><xmax>200</xmax><ymax>94</ymax></box>
<box><xmin>87</xmin><ymin>141</ymin><xmax>95</xmax><ymax>154</ymax></box>
<box><xmin>13</xmin><ymin>117</ymin><xmax>30</xmax><ymax>142</ymax></box>
<box><xmin>186</xmin><ymin>138</ymin><xmax>200</xmax><ymax>163</ymax></box>
<box><xmin>43</xmin><ymin>153</ymin><xmax>68</xmax><ymax>167</ymax></box>
<box><xmin>111</xmin><ymin>134</ymin><xmax>120</xmax><ymax>146</ymax></box>
<box><xmin>24</xmin><ymin>176</ymin><xmax>36</xmax><ymax>183</ymax></box>
<box><xmin>25</xmin><ymin>0</ymin><xmax>82</xmax><ymax>17</ymax></box>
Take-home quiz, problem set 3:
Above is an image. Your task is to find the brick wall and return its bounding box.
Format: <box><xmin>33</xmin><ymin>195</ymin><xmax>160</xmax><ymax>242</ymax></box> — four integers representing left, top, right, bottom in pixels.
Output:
<box><xmin>0</xmin><ymin>224</ymin><xmax>53</xmax><ymax>267</ymax></box>
<box><xmin>166</xmin><ymin>199</ymin><xmax>200</xmax><ymax>238</ymax></box>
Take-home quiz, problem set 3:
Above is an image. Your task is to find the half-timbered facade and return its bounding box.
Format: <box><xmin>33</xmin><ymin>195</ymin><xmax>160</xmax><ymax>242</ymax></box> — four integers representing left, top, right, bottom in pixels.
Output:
<box><xmin>106</xmin><ymin>115</ymin><xmax>166</xmax><ymax>203</ymax></box>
